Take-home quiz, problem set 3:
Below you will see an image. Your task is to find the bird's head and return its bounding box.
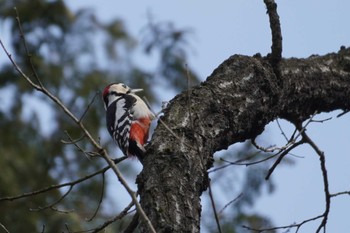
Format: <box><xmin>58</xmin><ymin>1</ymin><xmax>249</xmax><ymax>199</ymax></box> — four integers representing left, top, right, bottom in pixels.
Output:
<box><xmin>102</xmin><ymin>83</ymin><xmax>143</xmax><ymax>109</ymax></box>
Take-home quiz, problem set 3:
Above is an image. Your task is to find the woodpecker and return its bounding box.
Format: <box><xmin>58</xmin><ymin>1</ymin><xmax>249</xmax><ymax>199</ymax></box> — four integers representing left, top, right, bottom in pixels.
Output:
<box><xmin>102</xmin><ymin>83</ymin><xmax>155</xmax><ymax>160</ymax></box>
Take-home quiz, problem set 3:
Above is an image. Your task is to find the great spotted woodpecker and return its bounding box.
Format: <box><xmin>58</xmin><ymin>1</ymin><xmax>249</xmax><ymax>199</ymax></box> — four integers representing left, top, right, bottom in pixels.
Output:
<box><xmin>102</xmin><ymin>83</ymin><xmax>155</xmax><ymax>160</ymax></box>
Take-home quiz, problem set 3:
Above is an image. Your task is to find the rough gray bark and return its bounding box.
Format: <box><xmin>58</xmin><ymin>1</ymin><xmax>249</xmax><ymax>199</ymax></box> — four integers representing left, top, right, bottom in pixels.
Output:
<box><xmin>137</xmin><ymin>47</ymin><xmax>350</xmax><ymax>232</ymax></box>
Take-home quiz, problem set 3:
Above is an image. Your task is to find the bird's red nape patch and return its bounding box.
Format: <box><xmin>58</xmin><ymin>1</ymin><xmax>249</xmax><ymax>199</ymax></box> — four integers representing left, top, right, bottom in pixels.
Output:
<box><xmin>102</xmin><ymin>84</ymin><xmax>112</xmax><ymax>98</ymax></box>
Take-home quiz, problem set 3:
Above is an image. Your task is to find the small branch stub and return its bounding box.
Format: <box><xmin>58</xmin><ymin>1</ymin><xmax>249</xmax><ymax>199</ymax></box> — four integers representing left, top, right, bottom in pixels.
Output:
<box><xmin>264</xmin><ymin>0</ymin><xmax>283</xmax><ymax>79</ymax></box>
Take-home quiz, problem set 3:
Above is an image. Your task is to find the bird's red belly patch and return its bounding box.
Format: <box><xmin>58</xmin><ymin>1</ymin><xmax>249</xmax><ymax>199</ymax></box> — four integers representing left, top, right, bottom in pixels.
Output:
<box><xmin>129</xmin><ymin>118</ymin><xmax>151</xmax><ymax>145</ymax></box>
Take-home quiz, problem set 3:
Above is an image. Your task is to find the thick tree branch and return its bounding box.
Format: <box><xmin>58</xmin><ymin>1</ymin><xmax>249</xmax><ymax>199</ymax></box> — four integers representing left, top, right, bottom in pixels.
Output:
<box><xmin>138</xmin><ymin>47</ymin><xmax>350</xmax><ymax>232</ymax></box>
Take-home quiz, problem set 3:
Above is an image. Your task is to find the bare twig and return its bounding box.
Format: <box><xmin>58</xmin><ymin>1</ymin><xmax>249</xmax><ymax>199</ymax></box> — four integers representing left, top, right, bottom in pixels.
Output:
<box><xmin>90</xmin><ymin>201</ymin><xmax>135</xmax><ymax>233</ymax></box>
<box><xmin>29</xmin><ymin>186</ymin><xmax>74</xmax><ymax>212</ymax></box>
<box><xmin>208</xmin><ymin>183</ymin><xmax>222</xmax><ymax>233</ymax></box>
<box><xmin>65</xmin><ymin>223</ymin><xmax>72</xmax><ymax>233</ymax></box>
<box><xmin>252</xmin><ymin>112</ymin><xmax>318</xmax><ymax>179</ymax></box>
<box><xmin>0</xmin><ymin>222</ymin><xmax>10</xmax><ymax>233</ymax></box>
<box><xmin>123</xmin><ymin>212</ymin><xmax>140</xmax><ymax>233</ymax></box>
<box><xmin>276</xmin><ymin>119</ymin><xmax>289</xmax><ymax>142</ymax></box>
<box><xmin>265</xmin><ymin>139</ymin><xmax>304</xmax><ymax>180</ymax></box>
<box><xmin>244</xmin><ymin>112</ymin><xmax>333</xmax><ymax>232</ymax></box>
<box><xmin>310</xmin><ymin>116</ymin><xmax>332</xmax><ymax>123</ymax></box>
<box><xmin>252</xmin><ymin>137</ymin><xmax>294</xmax><ymax>153</ymax></box>
<box><xmin>86</xmin><ymin>171</ymin><xmax>106</xmax><ymax>222</ymax></box>
<box><xmin>218</xmin><ymin>193</ymin><xmax>243</xmax><ymax>215</ymax></box>
<box><xmin>14</xmin><ymin>7</ymin><xmax>44</xmax><ymax>88</ymax></box>
<box><xmin>61</xmin><ymin>132</ymin><xmax>86</xmax><ymax>144</ymax></box>
<box><xmin>252</xmin><ymin>111</ymin><xmax>317</xmax><ymax>154</ymax></box>
<box><xmin>79</xmin><ymin>91</ymin><xmax>100</xmax><ymax>122</ymax></box>
<box><xmin>330</xmin><ymin>191</ymin><xmax>350</xmax><ymax>197</ymax></box>
<box><xmin>337</xmin><ymin>110</ymin><xmax>349</xmax><ymax>118</ymax></box>
<box><xmin>63</xmin><ymin>131</ymin><xmax>99</xmax><ymax>159</ymax></box>
<box><xmin>209</xmin><ymin>151</ymin><xmax>273</xmax><ymax>174</ymax></box>
<box><xmin>243</xmin><ymin>213</ymin><xmax>324</xmax><ymax>232</ymax></box>
<box><xmin>0</xmin><ymin>165</ymin><xmax>109</xmax><ymax>202</ymax></box>
<box><xmin>298</xmin><ymin>123</ymin><xmax>330</xmax><ymax>233</ymax></box>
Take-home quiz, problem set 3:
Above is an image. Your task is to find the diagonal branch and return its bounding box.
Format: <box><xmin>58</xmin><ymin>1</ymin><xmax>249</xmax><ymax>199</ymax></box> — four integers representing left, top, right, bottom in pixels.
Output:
<box><xmin>0</xmin><ymin>165</ymin><xmax>109</xmax><ymax>202</ymax></box>
<box><xmin>0</xmin><ymin>223</ymin><xmax>10</xmax><ymax>233</ymax></box>
<box><xmin>30</xmin><ymin>186</ymin><xmax>74</xmax><ymax>213</ymax></box>
<box><xmin>0</xmin><ymin>11</ymin><xmax>156</xmax><ymax>233</ymax></box>
<box><xmin>90</xmin><ymin>201</ymin><xmax>135</xmax><ymax>233</ymax></box>
<box><xmin>14</xmin><ymin>7</ymin><xmax>44</xmax><ymax>88</ymax></box>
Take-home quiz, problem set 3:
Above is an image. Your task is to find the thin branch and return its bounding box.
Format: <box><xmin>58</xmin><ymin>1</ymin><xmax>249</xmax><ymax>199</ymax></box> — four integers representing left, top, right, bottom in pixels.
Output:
<box><xmin>0</xmin><ymin>222</ymin><xmax>10</xmax><ymax>233</ymax></box>
<box><xmin>85</xmin><ymin>171</ymin><xmax>106</xmax><ymax>222</ymax></box>
<box><xmin>0</xmin><ymin>165</ymin><xmax>110</xmax><ymax>202</ymax></box>
<box><xmin>337</xmin><ymin>110</ymin><xmax>349</xmax><ymax>118</ymax></box>
<box><xmin>246</xmin><ymin>114</ymin><xmax>332</xmax><ymax>232</ymax></box>
<box><xmin>299</xmin><ymin>124</ymin><xmax>330</xmax><ymax>233</ymax></box>
<box><xmin>330</xmin><ymin>191</ymin><xmax>350</xmax><ymax>197</ymax></box>
<box><xmin>209</xmin><ymin>151</ymin><xmax>274</xmax><ymax>174</ymax></box>
<box><xmin>310</xmin><ymin>116</ymin><xmax>332</xmax><ymax>123</ymax></box>
<box><xmin>218</xmin><ymin>193</ymin><xmax>243</xmax><ymax>215</ymax></box>
<box><xmin>61</xmin><ymin>132</ymin><xmax>86</xmax><ymax>144</ymax></box>
<box><xmin>252</xmin><ymin>137</ymin><xmax>294</xmax><ymax>153</ymax></box>
<box><xmin>29</xmin><ymin>186</ymin><xmax>74</xmax><ymax>212</ymax></box>
<box><xmin>253</xmin><ymin>112</ymin><xmax>318</xmax><ymax>179</ymax></box>
<box><xmin>208</xmin><ymin>183</ymin><xmax>222</xmax><ymax>233</ymax></box>
<box><xmin>14</xmin><ymin>7</ymin><xmax>44</xmax><ymax>88</ymax></box>
<box><xmin>252</xmin><ymin>111</ymin><xmax>317</xmax><ymax>154</ymax></box>
<box><xmin>123</xmin><ymin>212</ymin><xmax>139</xmax><ymax>233</ymax></box>
<box><xmin>265</xmin><ymin>139</ymin><xmax>304</xmax><ymax>180</ymax></box>
<box><xmin>228</xmin><ymin>152</ymin><xmax>272</xmax><ymax>166</ymax></box>
<box><xmin>276</xmin><ymin>119</ymin><xmax>289</xmax><ymax>142</ymax></box>
<box><xmin>65</xmin><ymin>223</ymin><xmax>73</xmax><ymax>233</ymax></box>
<box><xmin>243</xmin><ymin>213</ymin><xmax>324</xmax><ymax>232</ymax></box>
<box><xmin>79</xmin><ymin>91</ymin><xmax>100</xmax><ymax>123</ymax></box>
<box><xmin>63</xmin><ymin>131</ymin><xmax>99</xmax><ymax>159</ymax></box>
<box><xmin>90</xmin><ymin>201</ymin><xmax>135</xmax><ymax>233</ymax></box>
<box><xmin>113</xmin><ymin>156</ymin><xmax>128</xmax><ymax>164</ymax></box>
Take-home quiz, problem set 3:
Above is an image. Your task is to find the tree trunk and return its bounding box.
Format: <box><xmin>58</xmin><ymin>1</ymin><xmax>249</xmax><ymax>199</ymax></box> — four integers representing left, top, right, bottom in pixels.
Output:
<box><xmin>137</xmin><ymin>47</ymin><xmax>350</xmax><ymax>232</ymax></box>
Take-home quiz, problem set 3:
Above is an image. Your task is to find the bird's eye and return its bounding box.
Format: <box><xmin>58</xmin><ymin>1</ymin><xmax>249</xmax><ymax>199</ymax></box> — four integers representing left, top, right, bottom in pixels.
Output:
<box><xmin>122</xmin><ymin>84</ymin><xmax>127</xmax><ymax>88</ymax></box>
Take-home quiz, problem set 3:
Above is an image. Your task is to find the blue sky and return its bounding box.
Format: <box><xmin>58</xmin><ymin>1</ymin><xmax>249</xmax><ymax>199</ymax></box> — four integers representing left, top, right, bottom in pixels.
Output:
<box><xmin>65</xmin><ymin>1</ymin><xmax>350</xmax><ymax>232</ymax></box>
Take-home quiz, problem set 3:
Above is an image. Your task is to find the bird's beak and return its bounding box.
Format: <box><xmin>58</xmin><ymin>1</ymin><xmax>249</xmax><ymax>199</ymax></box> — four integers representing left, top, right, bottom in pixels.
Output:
<box><xmin>131</xmin><ymin>88</ymin><xmax>143</xmax><ymax>93</ymax></box>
